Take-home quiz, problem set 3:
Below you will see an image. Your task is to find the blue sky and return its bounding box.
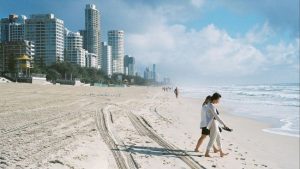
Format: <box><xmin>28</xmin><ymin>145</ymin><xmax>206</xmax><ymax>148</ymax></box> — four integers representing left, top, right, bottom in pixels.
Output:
<box><xmin>0</xmin><ymin>0</ymin><xmax>299</xmax><ymax>85</ymax></box>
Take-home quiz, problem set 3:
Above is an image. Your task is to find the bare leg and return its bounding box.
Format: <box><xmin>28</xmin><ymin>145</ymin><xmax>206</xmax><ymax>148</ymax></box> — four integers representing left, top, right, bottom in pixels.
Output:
<box><xmin>213</xmin><ymin>145</ymin><xmax>219</xmax><ymax>153</ymax></box>
<box><xmin>195</xmin><ymin>135</ymin><xmax>206</xmax><ymax>152</ymax></box>
<box><xmin>195</xmin><ymin>136</ymin><xmax>219</xmax><ymax>153</ymax></box>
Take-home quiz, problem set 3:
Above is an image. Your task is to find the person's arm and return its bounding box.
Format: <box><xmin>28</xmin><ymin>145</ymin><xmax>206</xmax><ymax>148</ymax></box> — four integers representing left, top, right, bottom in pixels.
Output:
<box><xmin>208</xmin><ymin>104</ymin><xmax>226</xmax><ymax>127</ymax></box>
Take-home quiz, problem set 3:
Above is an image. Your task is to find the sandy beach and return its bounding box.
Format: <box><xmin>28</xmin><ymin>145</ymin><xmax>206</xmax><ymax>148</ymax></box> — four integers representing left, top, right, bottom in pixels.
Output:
<box><xmin>0</xmin><ymin>83</ymin><xmax>299</xmax><ymax>169</ymax></box>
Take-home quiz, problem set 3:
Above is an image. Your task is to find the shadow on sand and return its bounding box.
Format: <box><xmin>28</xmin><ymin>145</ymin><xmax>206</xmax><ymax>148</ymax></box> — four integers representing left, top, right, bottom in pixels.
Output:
<box><xmin>113</xmin><ymin>145</ymin><xmax>203</xmax><ymax>157</ymax></box>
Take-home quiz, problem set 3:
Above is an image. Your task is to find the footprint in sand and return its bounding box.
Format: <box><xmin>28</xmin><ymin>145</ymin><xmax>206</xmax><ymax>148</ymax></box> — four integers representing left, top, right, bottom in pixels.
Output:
<box><xmin>261</xmin><ymin>164</ymin><xmax>268</xmax><ymax>167</ymax></box>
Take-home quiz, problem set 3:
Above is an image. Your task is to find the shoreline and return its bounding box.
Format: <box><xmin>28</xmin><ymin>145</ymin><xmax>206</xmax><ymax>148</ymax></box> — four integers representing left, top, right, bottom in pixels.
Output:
<box><xmin>0</xmin><ymin>83</ymin><xmax>299</xmax><ymax>169</ymax></box>
<box><xmin>173</xmin><ymin>96</ymin><xmax>299</xmax><ymax>169</ymax></box>
<box><xmin>182</xmin><ymin>93</ymin><xmax>300</xmax><ymax>138</ymax></box>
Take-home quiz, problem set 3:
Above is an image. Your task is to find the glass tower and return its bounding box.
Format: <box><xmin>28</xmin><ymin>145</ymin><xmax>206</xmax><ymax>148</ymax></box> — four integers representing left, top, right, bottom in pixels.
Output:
<box><xmin>84</xmin><ymin>4</ymin><xmax>101</xmax><ymax>69</ymax></box>
<box><xmin>108</xmin><ymin>30</ymin><xmax>124</xmax><ymax>74</ymax></box>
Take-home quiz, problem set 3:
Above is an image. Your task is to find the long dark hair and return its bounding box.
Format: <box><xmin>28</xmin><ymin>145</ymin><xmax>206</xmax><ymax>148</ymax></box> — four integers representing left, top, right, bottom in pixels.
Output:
<box><xmin>211</xmin><ymin>92</ymin><xmax>221</xmax><ymax>101</ymax></box>
<box><xmin>202</xmin><ymin>95</ymin><xmax>211</xmax><ymax>107</ymax></box>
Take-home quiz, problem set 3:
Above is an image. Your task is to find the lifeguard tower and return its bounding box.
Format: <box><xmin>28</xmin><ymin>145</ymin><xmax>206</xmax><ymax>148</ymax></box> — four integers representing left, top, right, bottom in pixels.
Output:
<box><xmin>17</xmin><ymin>54</ymin><xmax>33</xmax><ymax>77</ymax></box>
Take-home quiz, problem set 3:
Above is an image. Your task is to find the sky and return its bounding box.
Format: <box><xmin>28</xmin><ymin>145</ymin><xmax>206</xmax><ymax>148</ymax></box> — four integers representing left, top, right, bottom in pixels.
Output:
<box><xmin>0</xmin><ymin>0</ymin><xmax>299</xmax><ymax>85</ymax></box>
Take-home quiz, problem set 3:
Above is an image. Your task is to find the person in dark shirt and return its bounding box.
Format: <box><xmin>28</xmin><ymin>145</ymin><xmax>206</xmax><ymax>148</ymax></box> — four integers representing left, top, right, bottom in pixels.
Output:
<box><xmin>174</xmin><ymin>87</ymin><xmax>179</xmax><ymax>98</ymax></box>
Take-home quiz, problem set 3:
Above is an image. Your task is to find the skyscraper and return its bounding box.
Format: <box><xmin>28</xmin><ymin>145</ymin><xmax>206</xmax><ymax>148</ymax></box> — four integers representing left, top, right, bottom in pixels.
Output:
<box><xmin>84</xmin><ymin>4</ymin><xmax>101</xmax><ymax>68</ymax></box>
<box><xmin>108</xmin><ymin>30</ymin><xmax>124</xmax><ymax>74</ymax></box>
<box><xmin>124</xmin><ymin>55</ymin><xmax>135</xmax><ymax>76</ymax></box>
<box><xmin>79</xmin><ymin>29</ymin><xmax>86</xmax><ymax>50</ymax></box>
<box><xmin>152</xmin><ymin>64</ymin><xmax>156</xmax><ymax>81</ymax></box>
<box><xmin>144</xmin><ymin>67</ymin><xmax>152</xmax><ymax>80</ymax></box>
<box><xmin>101</xmin><ymin>42</ymin><xmax>112</xmax><ymax>76</ymax></box>
<box><xmin>64</xmin><ymin>29</ymin><xmax>86</xmax><ymax>67</ymax></box>
<box><xmin>0</xmin><ymin>14</ymin><xmax>26</xmax><ymax>42</ymax></box>
<box><xmin>25</xmin><ymin>14</ymin><xmax>64</xmax><ymax>67</ymax></box>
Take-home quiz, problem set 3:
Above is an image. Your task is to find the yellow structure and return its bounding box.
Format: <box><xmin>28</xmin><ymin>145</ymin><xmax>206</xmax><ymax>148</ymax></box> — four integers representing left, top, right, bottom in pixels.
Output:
<box><xmin>17</xmin><ymin>54</ymin><xmax>33</xmax><ymax>76</ymax></box>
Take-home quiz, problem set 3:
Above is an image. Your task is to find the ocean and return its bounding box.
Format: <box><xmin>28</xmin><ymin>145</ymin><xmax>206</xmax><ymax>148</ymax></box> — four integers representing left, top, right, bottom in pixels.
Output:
<box><xmin>182</xmin><ymin>83</ymin><xmax>300</xmax><ymax>137</ymax></box>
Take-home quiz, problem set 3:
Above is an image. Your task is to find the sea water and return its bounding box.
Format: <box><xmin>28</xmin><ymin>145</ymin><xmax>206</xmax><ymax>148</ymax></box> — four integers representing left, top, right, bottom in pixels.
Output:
<box><xmin>182</xmin><ymin>83</ymin><xmax>299</xmax><ymax>137</ymax></box>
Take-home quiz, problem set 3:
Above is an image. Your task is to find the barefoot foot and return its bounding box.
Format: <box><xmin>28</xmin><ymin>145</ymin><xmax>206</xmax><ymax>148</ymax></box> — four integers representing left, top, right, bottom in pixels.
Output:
<box><xmin>205</xmin><ymin>153</ymin><xmax>212</xmax><ymax>157</ymax></box>
<box><xmin>213</xmin><ymin>149</ymin><xmax>220</xmax><ymax>153</ymax></box>
<box><xmin>220</xmin><ymin>152</ymin><xmax>229</xmax><ymax>157</ymax></box>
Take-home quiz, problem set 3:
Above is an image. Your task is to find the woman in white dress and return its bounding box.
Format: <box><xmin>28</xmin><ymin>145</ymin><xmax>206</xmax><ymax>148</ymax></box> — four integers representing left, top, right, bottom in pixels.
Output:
<box><xmin>205</xmin><ymin>93</ymin><xmax>230</xmax><ymax>157</ymax></box>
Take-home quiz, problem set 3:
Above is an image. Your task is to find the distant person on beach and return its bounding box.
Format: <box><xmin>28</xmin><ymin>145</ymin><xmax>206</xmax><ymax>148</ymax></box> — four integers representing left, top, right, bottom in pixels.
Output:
<box><xmin>174</xmin><ymin>87</ymin><xmax>179</xmax><ymax>98</ymax></box>
<box><xmin>205</xmin><ymin>93</ymin><xmax>230</xmax><ymax>157</ymax></box>
<box><xmin>195</xmin><ymin>95</ymin><xmax>219</xmax><ymax>153</ymax></box>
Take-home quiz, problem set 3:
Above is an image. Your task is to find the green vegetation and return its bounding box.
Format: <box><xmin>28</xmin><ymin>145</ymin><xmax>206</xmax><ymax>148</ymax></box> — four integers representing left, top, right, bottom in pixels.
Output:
<box><xmin>31</xmin><ymin>62</ymin><xmax>150</xmax><ymax>86</ymax></box>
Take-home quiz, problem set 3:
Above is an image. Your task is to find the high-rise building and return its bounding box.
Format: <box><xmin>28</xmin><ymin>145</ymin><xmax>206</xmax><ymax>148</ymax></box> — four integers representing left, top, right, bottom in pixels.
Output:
<box><xmin>144</xmin><ymin>67</ymin><xmax>152</xmax><ymax>80</ymax></box>
<box><xmin>64</xmin><ymin>29</ymin><xmax>86</xmax><ymax>67</ymax></box>
<box><xmin>124</xmin><ymin>55</ymin><xmax>135</xmax><ymax>76</ymax></box>
<box><xmin>84</xmin><ymin>4</ymin><xmax>101</xmax><ymax>68</ymax></box>
<box><xmin>25</xmin><ymin>14</ymin><xmax>64</xmax><ymax>67</ymax></box>
<box><xmin>108</xmin><ymin>30</ymin><xmax>124</xmax><ymax>74</ymax></box>
<box><xmin>85</xmin><ymin>52</ymin><xmax>97</xmax><ymax>68</ymax></box>
<box><xmin>101</xmin><ymin>42</ymin><xmax>112</xmax><ymax>76</ymax></box>
<box><xmin>0</xmin><ymin>40</ymin><xmax>34</xmax><ymax>73</ymax></box>
<box><xmin>0</xmin><ymin>14</ymin><xmax>26</xmax><ymax>42</ymax></box>
<box><xmin>79</xmin><ymin>29</ymin><xmax>86</xmax><ymax>50</ymax></box>
<box><xmin>143</xmin><ymin>64</ymin><xmax>157</xmax><ymax>81</ymax></box>
<box><xmin>152</xmin><ymin>64</ymin><xmax>156</xmax><ymax>81</ymax></box>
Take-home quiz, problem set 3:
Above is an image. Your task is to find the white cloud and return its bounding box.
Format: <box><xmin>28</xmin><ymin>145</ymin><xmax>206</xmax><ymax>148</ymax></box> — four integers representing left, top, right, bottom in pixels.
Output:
<box><xmin>190</xmin><ymin>0</ymin><xmax>205</xmax><ymax>8</ymax></box>
<box><xmin>100</xmin><ymin>0</ymin><xmax>298</xmax><ymax>83</ymax></box>
<box><xmin>265</xmin><ymin>39</ymin><xmax>300</xmax><ymax>65</ymax></box>
<box><xmin>127</xmin><ymin>23</ymin><xmax>266</xmax><ymax>81</ymax></box>
<box><xmin>245</xmin><ymin>22</ymin><xmax>274</xmax><ymax>44</ymax></box>
<box><xmin>217</xmin><ymin>0</ymin><xmax>299</xmax><ymax>37</ymax></box>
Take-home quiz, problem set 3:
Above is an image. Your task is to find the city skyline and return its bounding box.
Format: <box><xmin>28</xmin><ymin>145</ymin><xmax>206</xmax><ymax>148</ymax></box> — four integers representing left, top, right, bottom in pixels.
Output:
<box><xmin>0</xmin><ymin>0</ymin><xmax>299</xmax><ymax>85</ymax></box>
<box><xmin>1</xmin><ymin>3</ymin><xmax>153</xmax><ymax>81</ymax></box>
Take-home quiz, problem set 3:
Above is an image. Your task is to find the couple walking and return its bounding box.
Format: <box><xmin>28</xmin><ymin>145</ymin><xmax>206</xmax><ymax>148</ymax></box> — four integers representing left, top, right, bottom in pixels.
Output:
<box><xmin>194</xmin><ymin>92</ymin><xmax>232</xmax><ymax>157</ymax></box>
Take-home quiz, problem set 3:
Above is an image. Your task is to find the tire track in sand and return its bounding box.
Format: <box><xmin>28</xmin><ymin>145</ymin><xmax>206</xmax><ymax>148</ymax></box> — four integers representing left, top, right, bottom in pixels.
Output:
<box><xmin>95</xmin><ymin>105</ymin><xmax>138</xmax><ymax>169</ymax></box>
<box><xmin>0</xmin><ymin>101</ymin><xmax>93</xmax><ymax>136</ymax></box>
<box><xmin>127</xmin><ymin>111</ymin><xmax>207</xmax><ymax>169</ymax></box>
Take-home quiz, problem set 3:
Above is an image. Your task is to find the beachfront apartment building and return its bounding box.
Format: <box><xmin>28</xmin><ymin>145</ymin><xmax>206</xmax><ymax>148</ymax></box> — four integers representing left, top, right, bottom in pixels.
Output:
<box><xmin>0</xmin><ymin>40</ymin><xmax>35</xmax><ymax>73</ymax></box>
<box><xmin>108</xmin><ymin>30</ymin><xmax>124</xmax><ymax>74</ymax></box>
<box><xmin>64</xmin><ymin>29</ymin><xmax>86</xmax><ymax>67</ymax></box>
<box><xmin>84</xmin><ymin>4</ymin><xmax>101</xmax><ymax>69</ymax></box>
<box><xmin>79</xmin><ymin>30</ymin><xmax>86</xmax><ymax>51</ymax></box>
<box><xmin>85</xmin><ymin>52</ymin><xmax>97</xmax><ymax>68</ymax></box>
<box><xmin>25</xmin><ymin>14</ymin><xmax>64</xmax><ymax>67</ymax></box>
<box><xmin>101</xmin><ymin>42</ymin><xmax>112</xmax><ymax>76</ymax></box>
<box><xmin>0</xmin><ymin>14</ymin><xmax>26</xmax><ymax>42</ymax></box>
<box><xmin>124</xmin><ymin>55</ymin><xmax>135</xmax><ymax>76</ymax></box>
